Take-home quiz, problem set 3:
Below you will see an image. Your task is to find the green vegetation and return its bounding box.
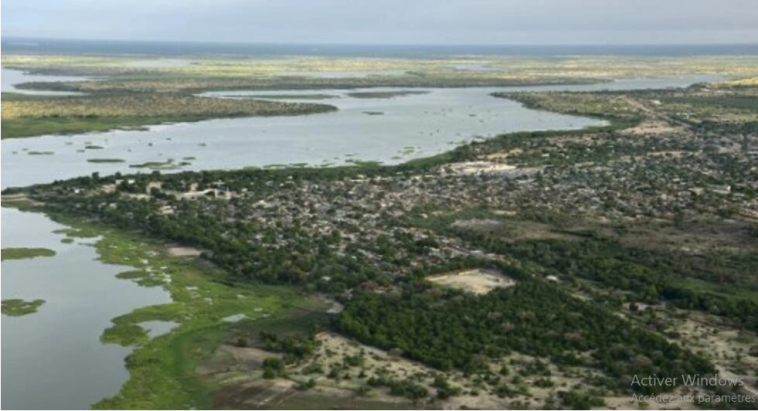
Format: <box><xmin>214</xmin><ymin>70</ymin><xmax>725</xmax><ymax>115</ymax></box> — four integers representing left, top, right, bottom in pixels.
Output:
<box><xmin>2</xmin><ymin>94</ymin><xmax>337</xmax><ymax>139</ymax></box>
<box><xmin>367</xmin><ymin>375</ymin><xmax>429</xmax><ymax>400</ymax></box>
<box><xmin>338</xmin><ymin>280</ymin><xmax>713</xmax><ymax>394</ymax></box>
<box><xmin>499</xmin><ymin>91</ymin><xmax>642</xmax><ymax>123</ymax></box>
<box><xmin>6</xmin><ymin>53</ymin><xmax>758</xmax><ymax>139</ymax></box>
<box><xmin>1</xmin><ymin>247</ymin><xmax>56</xmax><ymax>261</ymax></box>
<box><xmin>4</xmin><ymin>56</ymin><xmax>758</xmax><ymax>408</ymax></box>
<box><xmin>498</xmin><ymin>82</ymin><xmax>758</xmax><ymax>125</ymax></box>
<box><xmin>129</xmin><ymin>160</ymin><xmax>179</xmax><ymax>170</ymax></box>
<box><xmin>114</xmin><ymin>270</ymin><xmax>165</xmax><ymax>288</ymax></box>
<box><xmin>1</xmin><ymin>116</ymin><xmax>154</xmax><ymax>139</ymax></box>
<box><xmin>7</xmin><ymin>54</ymin><xmax>758</xmax><ymax>95</ymax></box>
<box><xmin>18</xmin><ymin>214</ymin><xmax>327</xmax><ymax>409</ymax></box>
<box><xmin>53</xmin><ymin>225</ymin><xmax>100</xmax><ymax>238</ymax></box>
<box><xmin>87</xmin><ymin>158</ymin><xmax>126</xmax><ymax>163</ymax></box>
<box><xmin>2</xmin><ymin>299</ymin><xmax>45</xmax><ymax>316</ymax></box>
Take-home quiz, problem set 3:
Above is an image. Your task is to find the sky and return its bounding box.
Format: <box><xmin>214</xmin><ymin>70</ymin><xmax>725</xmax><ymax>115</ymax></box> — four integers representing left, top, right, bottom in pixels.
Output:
<box><xmin>2</xmin><ymin>0</ymin><xmax>758</xmax><ymax>45</ymax></box>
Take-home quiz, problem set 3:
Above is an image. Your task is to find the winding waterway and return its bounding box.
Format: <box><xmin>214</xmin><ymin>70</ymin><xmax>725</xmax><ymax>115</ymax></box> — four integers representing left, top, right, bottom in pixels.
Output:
<box><xmin>2</xmin><ymin>75</ymin><xmax>718</xmax><ymax>188</ymax></box>
<box><xmin>1</xmin><ymin>69</ymin><xmax>718</xmax><ymax>409</ymax></box>
<box><xmin>1</xmin><ymin>68</ymin><xmax>88</xmax><ymax>96</ymax></box>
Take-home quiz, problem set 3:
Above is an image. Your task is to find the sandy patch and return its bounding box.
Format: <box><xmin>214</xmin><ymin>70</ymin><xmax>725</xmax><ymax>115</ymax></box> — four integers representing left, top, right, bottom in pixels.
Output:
<box><xmin>100</xmin><ymin>184</ymin><xmax>117</xmax><ymax>194</ymax></box>
<box><xmin>308</xmin><ymin>332</ymin><xmax>436</xmax><ymax>384</ymax></box>
<box><xmin>603</xmin><ymin>386</ymin><xmax>704</xmax><ymax>410</ymax></box>
<box><xmin>621</xmin><ymin>120</ymin><xmax>687</xmax><ymax>136</ymax></box>
<box><xmin>450</xmin><ymin>218</ymin><xmax>502</xmax><ymax>231</ymax></box>
<box><xmin>672</xmin><ymin>313</ymin><xmax>758</xmax><ymax>392</ymax></box>
<box><xmin>1</xmin><ymin>193</ymin><xmax>45</xmax><ymax>207</ymax></box>
<box><xmin>447</xmin><ymin>161</ymin><xmax>516</xmax><ymax>175</ymax></box>
<box><xmin>205</xmin><ymin>330</ymin><xmax>609</xmax><ymax>409</ymax></box>
<box><xmin>166</xmin><ymin>245</ymin><xmax>203</xmax><ymax>257</ymax></box>
<box><xmin>427</xmin><ymin>268</ymin><xmax>516</xmax><ymax>295</ymax></box>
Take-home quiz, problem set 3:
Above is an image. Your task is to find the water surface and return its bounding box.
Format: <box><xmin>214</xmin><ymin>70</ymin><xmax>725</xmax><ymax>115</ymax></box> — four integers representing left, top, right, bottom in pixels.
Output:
<box><xmin>1</xmin><ymin>208</ymin><xmax>171</xmax><ymax>410</ymax></box>
<box><xmin>0</xmin><ymin>74</ymin><xmax>717</xmax><ymax>409</ymax></box>
<box><xmin>2</xmin><ymin>75</ymin><xmax>718</xmax><ymax>189</ymax></box>
<box><xmin>1</xmin><ymin>68</ymin><xmax>87</xmax><ymax>96</ymax></box>
<box><xmin>2</xmin><ymin>86</ymin><xmax>599</xmax><ymax>188</ymax></box>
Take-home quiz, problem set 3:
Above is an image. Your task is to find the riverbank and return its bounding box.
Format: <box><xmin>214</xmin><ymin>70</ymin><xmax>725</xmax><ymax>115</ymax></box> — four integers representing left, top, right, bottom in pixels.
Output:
<box><xmin>37</xmin><ymin>208</ymin><xmax>326</xmax><ymax>409</ymax></box>
<box><xmin>5</xmin><ymin>66</ymin><xmax>755</xmax><ymax>408</ymax></box>
<box><xmin>0</xmin><ymin>113</ymin><xmax>630</xmax><ymax>408</ymax></box>
<box><xmin>1</xmin><ymin>91</ymin><xmax>337</xmax><ymax>139</ymax></box>
<box><xmin>0</xmin><ymin>112</ymin><xmax>622</xmax><ymax>408</ymax></box>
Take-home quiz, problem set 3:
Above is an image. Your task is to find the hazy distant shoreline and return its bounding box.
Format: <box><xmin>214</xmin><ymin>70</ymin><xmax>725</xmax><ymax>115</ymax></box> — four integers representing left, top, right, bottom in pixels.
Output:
<box><xmin>4</xmin><ymin>37</ymin><xmax>758</xmax><ymax>57</ymax></box>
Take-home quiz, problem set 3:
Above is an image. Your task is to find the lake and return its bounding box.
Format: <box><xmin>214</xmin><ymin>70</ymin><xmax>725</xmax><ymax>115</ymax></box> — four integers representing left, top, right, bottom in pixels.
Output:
<box><xmin>0</xmin><ymin>69</ymin><xmax>716</xmax><ymax>409</ymax></box>
<box><xmin>1</xmin><ymin>75</ymin><xmax>718</xmax><ymax>189</ymax></box>
<box><xmin>1</xmin><ymin>68</ymin><xmax>87</xmax><ymax>96</ymax></box>
<box><xmin>1</xmin><ymin>208</ymin><xmax>171</xmax><ymax>410</ymax></box>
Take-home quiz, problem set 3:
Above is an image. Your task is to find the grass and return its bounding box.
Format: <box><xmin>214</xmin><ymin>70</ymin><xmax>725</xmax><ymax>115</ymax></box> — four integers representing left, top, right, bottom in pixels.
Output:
<box><xmin>496</xmin><ymin>91</ymin><xmax>644</xmax><ymax>121</ymax></box>
<box><xmin>1</xmin><ymin>116</ymin><xmax>153</xmax><ymax>139</ymax></box>
<box><xmin>271</xmin><ymin>393</ymin><xmax>417</xmax><ymax>410</ymax></box>
<box><xmin>28</xmin><ymin>212</ymin><xmax>328</xmax><ymax>409</ymax></box>
<box><xmin>1</xmin><ymin>247</ymin><xmax>56</xmax><ymax>261</ymax></box>
<box><xmin>4</xmin><ymin>57</ymin><xmax>747</xmax><ymax>407</ymax></box>
<box><xmin>2</xmin><ymin>299</ymin><xmax>45</xmax><ymax>316</ymax></box>
<box><xmin>53</xmin><ymin>226</ymin><xmax>100</xmax><ymax>238</ymax></box>
<box><xmin>678</xmin><ymin>277</ymin><xmax>758</xmax><ymax>302</ymax></box>
<box><xmin>7</xmin><ymin>54</ymin><xmax>758</xmax><ymax>81</ymax></box>
<box><xmin>9</xmin><ymin>54</ymin><xmax>752</xmax><ymax>139</ymax></box>
<box><xmin>2</xmin><ymin>93</ymin><xmax>336</xmax><ymax>140</ymax></box>
<box><xmin>1</xmin><ymin>94</ymin><xmax>337</xmax><ymax>139</ymax></box>
<box><xmin>0</xmin><ymin>203</ymin><xmax>325</xmax><ymax>409</ymax></box>
<box><xmin>114</xmin><ymin>270</ymin><xmax>165</xmax><ymax>288</ymax></box>
<box><xmin>87</xmin><ymin>158</ymin><xmax>125</xmax><ymax>163</ymax></box>
<box><xmin>129</xmin><ymin>160</ymin><xmax>181</xmax><ymax>170</ymax></box>
<box><xmin>188</xmin><ymin>309</ymin><xmax>412</xmax><ymax>410</ymax></box>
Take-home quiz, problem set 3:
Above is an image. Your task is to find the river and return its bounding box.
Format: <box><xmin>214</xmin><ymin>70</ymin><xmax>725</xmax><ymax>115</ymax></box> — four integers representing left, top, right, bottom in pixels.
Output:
<box><xmin>1</xmin><ymin>68</ymin><xmax>88</xmax><ymax>96</ymax></box>
<box><xmin>1</xmin><ymin>207</ymin><xmax>171</xmax><ymax>410</ymax></box>
<box><xmin>0</xmin><ymin>68</ymin><xmax>716</xmax><ymax>409</ymax></box>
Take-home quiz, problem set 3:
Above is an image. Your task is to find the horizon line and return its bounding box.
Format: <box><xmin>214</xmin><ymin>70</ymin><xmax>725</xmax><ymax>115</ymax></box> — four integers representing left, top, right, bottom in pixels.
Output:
<box><xmin>4</xmin><ymin>36</ymin><xmax>758</xmax><ymax>48</ymax></box>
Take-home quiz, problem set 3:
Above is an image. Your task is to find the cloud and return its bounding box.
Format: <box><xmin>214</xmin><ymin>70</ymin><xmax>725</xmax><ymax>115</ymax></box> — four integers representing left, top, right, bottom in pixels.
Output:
<box><xmin>3</xmin><ymin>0</ymin><xmax>757</xmax><ymax>44</ymax></box>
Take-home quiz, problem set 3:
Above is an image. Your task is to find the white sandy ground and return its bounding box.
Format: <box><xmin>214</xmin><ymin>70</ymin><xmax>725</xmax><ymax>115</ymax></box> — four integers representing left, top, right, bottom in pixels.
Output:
<box><xmin>427</xmin><ymin>268</ymin><xmax>517</xmax><ymax>294</ymax></box>
<box><xmin>166</xmin><ymin>245</ymin><xmax>203</xmax><ymax>257</ymax></box>
<box><xmin>447</xmin><ymin>160</ymin><xmax>516</xmax><ymax>175</ymax></box>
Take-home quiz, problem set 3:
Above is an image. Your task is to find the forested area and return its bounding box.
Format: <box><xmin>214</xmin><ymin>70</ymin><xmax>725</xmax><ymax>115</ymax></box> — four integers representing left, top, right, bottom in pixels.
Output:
<box><xmin>6</xmin><ymin>78</ymin><xmax>757</xmax><ymax>408</ymax></box>
<box><xmin>445</xmin><ymin>230</ymin><xmax>758</xmax><ymax>332</ymax></box>
<box><xmin>337</xmin><ymin>280</ymin><xmax>714</xmax><ymax>395</ymax></box>
<box><xmin>1</xmin><ymin>91</ymin><xmax>336</xmax><ymax>139</ymax></box>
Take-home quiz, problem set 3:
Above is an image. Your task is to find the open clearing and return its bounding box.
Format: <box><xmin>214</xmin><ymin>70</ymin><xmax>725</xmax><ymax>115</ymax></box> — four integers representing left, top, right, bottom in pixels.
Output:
<box><xmin>166</xmin><ymin>245</ymin><xmax>203</xmax><ymax>257</ymax></box>
<box><xmin>447</xmin><ymin>160</ymin><xmax>516</xmax><ymax>175</ymax></box>
<box><xmin>427</xmin><ymin>268</ymin><xmax>516</xmax><ymax>294</ymax></box>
